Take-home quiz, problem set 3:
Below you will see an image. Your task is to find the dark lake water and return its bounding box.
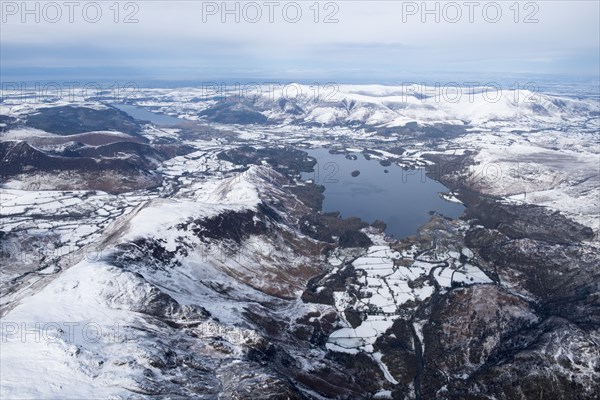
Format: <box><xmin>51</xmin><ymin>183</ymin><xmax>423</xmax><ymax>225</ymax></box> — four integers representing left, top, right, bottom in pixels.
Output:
<box><xmin>112</xmin><ymin>104</ymin><xmax>182</xmax><ymax>126</ymax></box>
<box><xmin>301</xmin><ymin>148</ymin><xmax>464</xmax><ymax>239</ymax></box>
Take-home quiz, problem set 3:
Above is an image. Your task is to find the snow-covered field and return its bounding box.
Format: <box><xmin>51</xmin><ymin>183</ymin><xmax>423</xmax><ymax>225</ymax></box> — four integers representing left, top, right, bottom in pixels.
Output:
<box><xmin>1</xmin><ymin>83</ymin><xmax>598</xmax><ymax>398</ymax></box>
<box><xmin>112</xmin><ymin>84</ymin><xmax>599</xmax><ymax>234</ymax></box>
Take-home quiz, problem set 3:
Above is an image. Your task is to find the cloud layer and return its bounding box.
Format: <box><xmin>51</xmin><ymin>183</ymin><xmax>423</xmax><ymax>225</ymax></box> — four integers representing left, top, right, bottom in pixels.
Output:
<box><xmin>2</xmin><ymin>1</ymin><xmax>599</xmax><ymax>81</ymax></box>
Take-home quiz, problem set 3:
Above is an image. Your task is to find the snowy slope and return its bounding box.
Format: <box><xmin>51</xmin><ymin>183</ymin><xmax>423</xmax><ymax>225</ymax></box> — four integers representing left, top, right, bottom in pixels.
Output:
<box><xmin>0</xmin><ymin>164</ymin><xmax>324</xmax><ymax>398</ymax></box>
<box><xmin>110</xmin><ymin>84</ymin><xmax>600</xmax><ymax>130</ymax></box>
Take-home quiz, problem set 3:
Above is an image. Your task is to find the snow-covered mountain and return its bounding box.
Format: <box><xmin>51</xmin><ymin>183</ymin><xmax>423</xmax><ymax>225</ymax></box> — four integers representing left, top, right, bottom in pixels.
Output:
<box><xmin>113</xmin><ymin>84</ymin><xmax>600</xmax><ymax>131</ymax></box>
<box><xmin>1</xmin><ymin>166</ymin><xmax>334</xmax><ymax>398</ymax></box>
<box><xmin>1</xmin><ymin>84</ymin><xmax>599</xmax><ymax>399</ymax></box>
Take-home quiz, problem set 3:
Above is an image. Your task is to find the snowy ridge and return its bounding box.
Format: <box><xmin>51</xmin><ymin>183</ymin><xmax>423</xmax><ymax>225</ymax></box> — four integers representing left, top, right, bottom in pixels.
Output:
<box><xmin>113</xmin><ymin>84</ymin><xmax>600</xmax><ymax>130</ymax></box>
<box><xmin>1</xmin><ymin>83</ymin><xmax>599</xmax><ymax>398</ymax></box>
<box><xmin>1</xmin><ymin>163</ymin><xmax>323</xmax><ymax>398</ymax></box>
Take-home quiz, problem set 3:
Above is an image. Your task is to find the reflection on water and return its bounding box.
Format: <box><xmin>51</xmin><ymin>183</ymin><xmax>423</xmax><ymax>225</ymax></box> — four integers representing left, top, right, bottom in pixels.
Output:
<box><xmin>301</xmin><ymin>148</ymin><xmax>464</xmax><ymax>239</ymax></box>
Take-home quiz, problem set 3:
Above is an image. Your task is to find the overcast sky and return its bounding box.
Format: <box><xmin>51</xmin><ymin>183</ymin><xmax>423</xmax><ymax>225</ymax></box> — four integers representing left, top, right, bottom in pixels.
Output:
<box><xmin>1</xmin><ymin>1</ymin><xmax>599</xmax><ymax>82</ymax></box>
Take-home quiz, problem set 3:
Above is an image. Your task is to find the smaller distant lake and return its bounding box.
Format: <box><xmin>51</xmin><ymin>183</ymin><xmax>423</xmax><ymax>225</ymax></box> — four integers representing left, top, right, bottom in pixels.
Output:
<box><xmin>112</xmin><ymin>104</ymin><xmax>182</xmax><ymax>126</ymax></box>
<box><xmin>301</xmin><ymin>148</ymin><xmax>464</xmax><ymax>239</ymax></box>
